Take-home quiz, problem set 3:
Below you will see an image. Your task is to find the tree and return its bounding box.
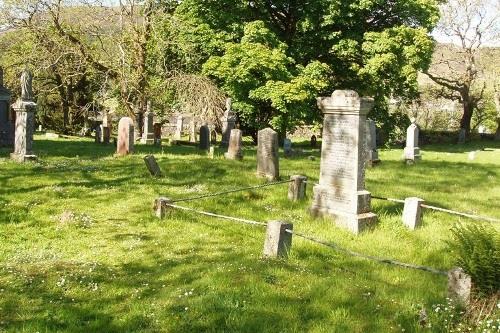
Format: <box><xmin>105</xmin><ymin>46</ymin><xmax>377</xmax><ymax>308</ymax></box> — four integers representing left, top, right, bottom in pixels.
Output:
<box><xmin>424</xmin><ymin>0</ymin><xmax>500</xmax><ymax>139</ymax></box>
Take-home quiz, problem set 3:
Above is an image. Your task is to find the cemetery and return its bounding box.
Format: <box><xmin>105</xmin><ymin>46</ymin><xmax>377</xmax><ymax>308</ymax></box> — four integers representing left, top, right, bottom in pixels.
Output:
<box><xmin>0</xmin><ymin>0</ymin><xmax>499</xmax><ymax>332</ymax></box>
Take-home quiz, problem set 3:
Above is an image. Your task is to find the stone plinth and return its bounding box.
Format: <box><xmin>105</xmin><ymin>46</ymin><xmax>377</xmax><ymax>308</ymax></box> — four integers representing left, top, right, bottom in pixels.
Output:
<box><xmin>141</xmin><ymin>111</ymin><xmax>155</xmax><ymax>144</ymax></box>
<box><xmin>404</xmin><ymin>120</ymin><xmax>421</xmax><ymax>162</ymax></box>
<box><xmin>310</xmin><ymin>90</ymin><xmax>377</xmax><ymax>234</ymax></box>
<box><xmin>224</xmin><ymin>129</ymin><xmax>243</xmax><ymax>160</ymax></box>
<box><xmin>116</xmin><ymin>117</ymin><xmax>134</xmax><ymax>156</ymax></box>
<box><xmin>365</xmin><ymin>119</ymin><xmax>380</xmax><ymax>166</ymax></box>
<box><xmin>10</xmin><ymin>99</ymin><xmax>37</xmax><ymax>162</ymax></box>
<box><xmin>257</xmin><ymin>128</ymin><xmax>279</xmax><ymax>181</ymax></box>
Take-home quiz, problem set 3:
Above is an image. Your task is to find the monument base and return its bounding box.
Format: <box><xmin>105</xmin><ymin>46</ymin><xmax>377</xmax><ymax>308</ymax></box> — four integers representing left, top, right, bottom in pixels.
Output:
<box><xmin>10</xmin><ymin>153</ymin><xmax>37</xmax><ymax>163</ymax></box>
<box><xmin>311</xmin><ymin>208</ymin><xmax>377</xmax><ymax>234</ymax></box>
<box><xmin>404</xmin><ymin>147</ymin><xmax>421</xmax><ymax>161</ymax></box>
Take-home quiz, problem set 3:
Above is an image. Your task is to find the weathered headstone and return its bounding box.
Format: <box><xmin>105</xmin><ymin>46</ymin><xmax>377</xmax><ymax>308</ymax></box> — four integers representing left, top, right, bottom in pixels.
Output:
<box><xmin>310</xmin><ymin>90</ymin><xmax>377</xmax><ymax>234</ymax></box>
<box><xmin>224</xmin><ymin>128</ymin><xmax>243</xmax><ymax>160</ymax></box>
<box><xmin>283</xmin><ymin>138</ymin><xmax>292</xmax><ymax>157</ymax></box>
<box><xmin>141</xmin><ymin>101</ymin><xmax>155</xmax><ymax>144</ymax></box>
<box><xmin>208</xmin><ymin>146</ymin><xmax>215</xmax><ymax>159</ymax></box>
<box><xmin>153</xmin><ymin>123</ymin><xmax>162</xmax><ymax>146</ymax></box>
<box><xmin>263</xmin><ymin>221</ymin><xmax>293</xmax><ymax>258</ymax></box>
<box><xmin>199</xmin><ymin>125</ymin><xmax>210</xmax><ymax>150</ymax></box>
<box><xmin>257</xmin><ymin>128</ymin><xmax>279</xmax><ymax>181</ymax></box>
<box><xmin>404</xmin><ymin>118</ymin><xmax>421</xmax><ymax>163</ymax></box>
<box><xmin>458</xmin><ymin>128</ymin><xmax>466</xmax><ymax>144</ymax></box>
<box><xmin>143</xmin><ymin>155</ymin><xmax>163</xmax><ymax>177</ymax></box>
<box><xmin>0</xmin><ymin>66</ymin><xmax>13</xmax><ymax>148</ymax></box>
<box><xmin>310</xmin><ymin>135</ymin><xmax>317</xmax><ymax>148</ymax></box>
<box><xmin>116</xmin><ymin>117</ymin><xmax>134</xmax><ymax>156</ymax></box>
<box><xmin>102</xmin><ymin>125</ymin><xmax>111</xmax><ymax>144</ymax></box>
<box><xmin>174</xmin><ymin>114</ymin><xmax>183</xmax><ymax>140</ymax></box>
<box><xmin>288</xmin><ymin>175</ymin><xmax>307</xmax><ymax>201</ymax></box>
<box><xmin>402</xmin><ymin>197</ymin><xmax>425</xmax><ymax>230</ymax></box>
<box><xmin>365</xmin><ymin>119</ymin><xmax>380</xmax><ymax>166</ymax></box>
<box><xmin>210</xmin><ymin>129</ymin><xmax>217</xmax><ymax>144</ymax></box>
<box><xmin>448</xmin><ymin>268</ymin><xmax>472</xmax><ymax>305</ymax></box>
<box><xmin>189</xmin><ymin>117</ymin><xmax>196</xmax><ymax>143</ymax></box>
<box><xmin>221</xmin><ymin>98</ymin><xmax>236</xmax><ymax>147</ymax></box>
<box><xmin>11</xmin><ymin>69</ymin><xmax>37</xmax><ymax>162</ymax></box>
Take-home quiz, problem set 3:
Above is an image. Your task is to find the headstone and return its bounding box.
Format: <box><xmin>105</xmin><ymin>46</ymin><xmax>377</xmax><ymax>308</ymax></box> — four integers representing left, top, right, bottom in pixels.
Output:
<box><xmin>283</xmin><ymin>138</ymin><xmax>292</xmax><ymax>157</ymax></box>
<box><xmin>153</xmin><ymin>123</ymin><xmax>162</xmax><ymax>146</ymax></box>
<box><xmin>0</xmin><ymin>67</ymin><xmax>14</xmax><ymax>148</ymax></box>
<box><xmin>221</xmin><ymin>98</ymin><xmax>236</xmax><ymax>147</ymax></box>
<box><xmin>257</xmin><ymin>128</ymin><xmax>279</xmax><ymax>181</ymax></box>
<box><xmin>95</xmin><ymin>126</ymin><xmax>102</xmax><ymax>143</ymax></box>
<box><xmin>404</xmin><ymin>118</ymin><xmax>421</xmax><ymax>163</ymax></box>
<box><xmin>199</xmin><ymin>125</ymin><xmax>210</xmax><ymax>150</ymax></box>
<box><xmin>189</xmin><ymin>117</ymin><xmax>196</xmax><ymax>143</ymax></box>
<box><xmin>143</xmin><ymin>155</ymin><xmax>163</xmax><ymax>177</ymax></box>
<box><xmin>208</xmin><ymin>146</ymin><xmax>215</xmax><ymax>159</ymax></box>
<box><xmin>310</xmin><ymin>90</ymin><xmax>377</xmax><ymax>234</ymax></box>
<box><xmin>365</xmin><ymin>119</ymin><xmax>380</xmax><ymax>166</ymax></box>
<box><xmin>116</xmin><ymin>117</ymin><xmax>134</xmax><ymax>156</ymax></box>
<box><xmin>288</xmin><ymin>175</ymin><xmax>307</xmax><ymax>201</ymax></box>
<box><xmin>263</xmin><ymin>221</ymin><xmax>293</xmax><ymax>258</ymax></box>
<box><xmin>448</xmin><ymin>268</ymin><xmax>471</xmax><ymax>305</ymax></box>
<box><xmin>458</xmin><ymin>128</ymin><xmax>466</xmax><ymax>144</ymax></box>
<box><xmin>310</xmin><ymin>135</ymin><xmax>317</xmax><ymax>148</ymax></box>
<box><xmin>10</xmin><ymin>69</ymin><xmax>37</xmax><ymax>162</ymax></box>
<box><xmin>210</xmin><ymin>129</ymin><xmax>217</xmax><ymax>144</ymax></box>
<box><xmin>224</xmin><ymin>129</ymin><xmax>243</xmax><ymax>160</ymax></box>
<box><xmin>141</xmin><ymin>101</ymin><xmax>154</xmax><ymax>144</ymax></box>
<box><xmin>102</xmin><ymin>125</ymin><xmax>111</xmax><ymax>144</ymax></box>
<box><xmin>402</xmin><ymin>197</ymin><xmax>425</xmax><ymax>230</ymax></box>
<box><xmin>174</xmin><ymin>114</ymin><xmax>183</xmax><ymax>140</ymax></box>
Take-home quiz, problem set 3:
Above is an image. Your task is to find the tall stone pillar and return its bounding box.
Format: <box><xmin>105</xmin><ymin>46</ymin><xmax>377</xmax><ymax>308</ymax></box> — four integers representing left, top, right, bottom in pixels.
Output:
<box><xmin>11</xmin><ymin>99</ymin><xmax>37</xmax><ymax>162</ymax></box>
<box><xmin>310</xmin><ymin>90</ymin><xmax>377</xmax><ymax>234</ymax></box>
<box><xmin>221</xmin><ymin>98</ymin><xmax>236</xmax><ymax>147</ymax></box>
<box><xmin>174</xmin><ymin>114</ymin><xmax>183</xmax><ymax>140</ymax></box>
<box><xmin>141</xmin><ymin>101</ymin><xmax>154</xmax><ymax>144</ymax></box>
<box><xmin>404</xmin><ymin>118</ymin><xmax>421</xmax><ymax>163</ymax></box>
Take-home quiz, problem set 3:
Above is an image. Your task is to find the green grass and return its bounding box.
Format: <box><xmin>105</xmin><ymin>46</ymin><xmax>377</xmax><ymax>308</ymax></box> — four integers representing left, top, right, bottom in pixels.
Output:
<box><xmin>0</xmin><ymin>136</ymin><xmax>499</xmax><ymax>332</ymax></box>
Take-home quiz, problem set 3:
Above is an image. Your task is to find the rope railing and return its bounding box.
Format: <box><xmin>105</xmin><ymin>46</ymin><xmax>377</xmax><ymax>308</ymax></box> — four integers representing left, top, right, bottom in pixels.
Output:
<box><xmin>171</xmin><ymin>179</ymin><xmax>293</xmax><ymax>203</ymax></box>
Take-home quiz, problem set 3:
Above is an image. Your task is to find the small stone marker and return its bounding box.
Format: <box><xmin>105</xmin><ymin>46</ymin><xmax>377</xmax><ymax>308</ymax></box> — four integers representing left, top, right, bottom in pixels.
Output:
<box><xmin>257</xmin><ymin>128</ymin><xmax>279</xmax><ymax>181</ymax></box>
<box><xmin>402</xmin><ymin>197</ymin><xmax>425</xmax><ymax>230</ymax></box>
<box><xmin>310</xmin><ymin>135</ymin><xmax>317</xmax><ymax>148</ymax></box>
<box><xmin>404</xmin><ymin>118</ymin><xmax>421</xmax><ymax>163</ymax></box>
<box><xmin>210</xmin><ymin>129</ymin><xmax>217</xmax><ymax>144</ymax></box>
<box><xmin>458</xmin><ymin>128</ymin><xmax>466</xmax><ymax>144</ymax></box>
<box><xmin>365</xmin><ymin>119</ymin><xmax>380</xmax><ymax>166</ymax></box>
<box><xmin>199</xmin><ymin>125</ymin><xmax>210</xmax><ymax>150</ymax></box>
<box><xmin>283</xmin><ymin>138</ymin><xmax>292</xmax><ymax>157</ymax></box>
<box><xmin>208</xmin><ymin>146</ymin><xmax>215</xmax><ymax>159</ymax></box>
<box><xmin>288</xmin><ymin>175</ymin><xmax>307</xmax><ymax>201</ymax></box>
<box><xmin>154</xmin><ymin>197</ymin><xmax>172</xmax><ymax>218</ymax></box>
<box><xmin>310</xmin><ymin>90</ymin><xmax>377</xmax><ymax>234</ymax></box>
<box><xmin>116</xmin><ymin>117</ymin><xmax>134</xmax><ymax>156</ymax></box>
<box><xmin>141</xmin><ymin>102</ymin><xmax>155</xmax><ymax>144</ymax></box>
<box><xmin>102</xmin><ymin>125</ymin><xmax>111</xmax><ymax>144</ymax></box>
<box><xmin>263</xmin><ymin>221</ymin><xmax>293</xmax><ymax>258</ymax></box>
<box><xmin>448</xmin><ymin>267</ymin><xmax>472</xmax><ymax>305</ymax></box>
<box><xmin>143</xmin><ymin>155</ymin><xmax>163</xmax><ymax>177</ymax></box>
<box><xmin>224</xmin><ymin>129</ymin><xmax>243</xmax><ymax>160</ymax></box>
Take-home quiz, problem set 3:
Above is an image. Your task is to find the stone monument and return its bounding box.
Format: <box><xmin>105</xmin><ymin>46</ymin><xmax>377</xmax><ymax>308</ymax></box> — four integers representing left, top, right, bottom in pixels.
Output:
<box><xmin>11</xmin><ymin>69</ymin><xmax>37</xmax><ymax>162</ymax></box>
<box><xmin>0</xmin><ymin>66</ymin><xmax>14</xmax><ymax>148</ymax></box>
<box><xmin>174</xmin><ymin>114</ymin><xmax>183</xmax><ymax>140</ymax></box>
<box><xmin>141</xmin><ymin>101</ymin><xmax>154</xmax><ymax>144</ymax></box>
<box><xmin>310</xmin><ymin>90</ymin><xmax>377</xmax><ymax>234</ymax></box>
<box><xmin>404</xmin><ymin>118</ymin><xmax>421</xmax><ymax>163</ymax></box>
<box><xmin>256</xmin><ymin>127</ymin><xmax>279</xmax><ymax>181</ymax></box>
<box><xmin>199</xmin><ymin>124</ymin><xmax>210</xmax><ymax>150</ymax></box>
<box><xmin>365</xmin><ymin>119</ymin><xmax>380</xmax><ymax>166</ymax></box>
<box><xmin>189</xmin><ymin>117</ymin><xmax>196</xmax><ymax>143</ymax></box>
<box><xmin>224</xmin><ymin>128</ymin><xmax>243</xmax><ymax>160</ymax></box>
<box><xmin>283</xmin><ymin>138</ymin><xmax>292</xmax><ymax>157</ymax></box>
<box><xmin>116</xmin><ymin>117</ymin><xmax>134</xmax><ymax>156</ymax></box>
<box><xmin>221</xmin><ymin>98</ymin><xmax>236</xmax><ymax>147</ymax></box>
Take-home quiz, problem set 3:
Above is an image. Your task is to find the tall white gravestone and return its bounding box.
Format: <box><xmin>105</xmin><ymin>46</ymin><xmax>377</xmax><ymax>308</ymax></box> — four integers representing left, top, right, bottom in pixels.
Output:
<box><xmin>141</xmin><ymin>101</ymin><xmax>154</xmax><ymax>144</ymax></box>
<box><xmin>404</xmin><ymin>118</ymin><xmax>421</xmax><ymax>163</ymax></box>
<box><xmin>310</xmin><ymin>90</ymin><xmax>377</xmax><ymax>234</ymax></box>
<box><xmin>257</xmin><ymin>128</ymin><xmax>279</xmax><ymax>181</ymax></box>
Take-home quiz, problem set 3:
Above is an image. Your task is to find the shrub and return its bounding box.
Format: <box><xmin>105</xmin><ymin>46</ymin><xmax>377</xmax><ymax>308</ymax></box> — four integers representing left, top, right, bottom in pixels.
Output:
<box><xmin>448</xmin><ymin>223</ymin><xmax>500</xmax><ymax>296</ymax></box>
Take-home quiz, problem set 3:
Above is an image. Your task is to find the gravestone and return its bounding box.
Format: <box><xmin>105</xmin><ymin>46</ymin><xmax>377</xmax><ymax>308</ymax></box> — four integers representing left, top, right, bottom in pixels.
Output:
<box><xmin>199</xmin><ymin>125</ymin><xmax>210</xmax><ymax>150</ymax></box>
<box><xmin>365</xmin><ymin>119</ymin><xmax>380</xmax><ymax>166</ymax></box>
<box><xmin>404</xmin><ymin>118</ymin><xmax>421</xmax><ymax>163</ymax></box>
<box><xmin>0</xmin><ymin>66</ymin><xmax>13</xmax><ymax>148</ymax></box>
<box><xmin>153</xmin><ymin>123</ymin><xmax>162</xmax><ymax>146</ymax></box>
<box><xmin>102</xmin><ymin>125</ymin><xmax>111</xmax><ymax>144</ymax></box>
<box><xmin>310</xmin><ymin>90</ymin><xmax>377</xmax><ymax>234</ymax></box>
<box><xmin>448</xmin><ymin>268</ymin><xmax>471</xmax><ymax>305</ymax></box>
<box><xmin>174</xmin><ymin>114</ymin><xmax>183</xmax><ymax>140</ymax></box>
<box><xmin>224</xmin><ymin>129</ymin><xmax>243</xmax><ymax>160</ymax></box>
<box><xmin>189</xmin><ymin>117</ymin><xmax>196</xmax><ymax>143</ymax></box>
<box><xmin>141</xmin><ymin>101</ymin><xmax>154</xmax><ymax>144</ymax></box>
<box><xmin>310</xmin><ymin>135</ymin><xmax>317</xmax><ymax>148</ymax></box>
<box><xmin>402</xmin><ymin>197</ymin><xmax>425</xmax><ymax>230</ymax></box>
<box><xmin>458</xmin><ymin>128</ymin><xmax>466</xmax><ymax>144</ymax></box>
<box><xmin>221</xmin><ymin>98</ymin><xmax>236</xmax><ymax>147</ymax></box>
<box><xmin>208</xmin><ymin>146</ymin><xmax>215</xmax><ymax>159</ymax></box>
<box><xmin>257</xmin><ymin>127</ymin><xmax>279</xmax><ymax>181</ymax></box>
<box><xmin>95</xmin><ymin>126</ymin><xmax>102</xmax><ymax>143</ymax></box>
<box><xmin>283</xmin><ymin>138</ymin><xmax>292</xmax><ymax>157</ymax></box>
<box><xmin>288</xmin><ymin>175</ymin><xmax>307</xmax><ymax>201</ymax></box>
<box><xmin>210</xmin><ymin>129</ymin><xmax>217</xmax><ymax>144</ymax></box>
<box><xmin>11</xmin><ymin>69</ymin><xmax>37</xmax><ymax>162</ymax></box>
<box><xmin>143</xmin><ymin>155</ymin><xmax>163</xmax><ymax>177</ymax></box>
<box><xmin>116</xmin><ymin>117</ymin><xmax>134</xmax><ymax>156</ymax></box>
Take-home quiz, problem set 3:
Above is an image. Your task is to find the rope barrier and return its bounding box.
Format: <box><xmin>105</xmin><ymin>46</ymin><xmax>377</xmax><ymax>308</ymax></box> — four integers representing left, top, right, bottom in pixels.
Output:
<box><xmin>165</xmin><ymin>203</ymin><xmax>268</xmax><ymax>227</ymax></box>
<box><xmin>286</xmin><ymin>229</ymin><xmax>448</xmax><ymax>276</ymax></box>
<box><xmin>171</xmin><ymin>179</ymin><xmax>293</xmax><ymax>203</ymax></box>
<box><xmin>371</xmin><ymin>195</ymin><xmax>405</xmax><ymax>204</ymax></box>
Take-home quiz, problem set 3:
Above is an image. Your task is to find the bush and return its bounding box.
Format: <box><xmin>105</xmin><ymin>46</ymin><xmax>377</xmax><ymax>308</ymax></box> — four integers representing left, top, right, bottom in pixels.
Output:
<box><xmin>448</xmin><ymin>223</ymin><xmax>500</xmax><ymax>296</ymax></box>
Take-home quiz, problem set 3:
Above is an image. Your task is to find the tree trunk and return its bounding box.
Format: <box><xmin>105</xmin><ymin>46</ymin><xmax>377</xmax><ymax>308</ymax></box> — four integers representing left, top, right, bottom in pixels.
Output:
<box><xmin>459</xmin><ymin>99</ymin><xmax>473</xmax><ymax>139</ymax></box>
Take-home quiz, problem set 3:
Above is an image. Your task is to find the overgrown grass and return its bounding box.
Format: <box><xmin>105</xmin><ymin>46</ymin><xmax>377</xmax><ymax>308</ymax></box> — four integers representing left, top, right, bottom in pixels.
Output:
<box><xmin>0</xmin><ymin>135</ymin><xmax>499</xmax><ymax>332</ymax></box>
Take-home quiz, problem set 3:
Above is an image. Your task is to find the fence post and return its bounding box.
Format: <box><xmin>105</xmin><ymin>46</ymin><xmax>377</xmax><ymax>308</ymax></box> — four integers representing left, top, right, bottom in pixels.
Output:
<box><xmin>402</xmin><ymin>197</ymin><xmax>425</xmax><ymax>230</ymax></box>
<box><xmin>448</xmin><ymin>267</ymin><xmax>472</xmax><ymax>305</ymax></box>
<box><xmin>154</xmin><ymin>197</ymin><xmax>172</xmax><ymax>219</ymax></box>
<box><xmin>263</xmin><ymin>221</ymin><xmax>293</xmax><ymax>258</ymax></box>
<box><xmin>288</xmin><ymin>175</ymin><xmax>307</xmax><ymax>201</ymax></box>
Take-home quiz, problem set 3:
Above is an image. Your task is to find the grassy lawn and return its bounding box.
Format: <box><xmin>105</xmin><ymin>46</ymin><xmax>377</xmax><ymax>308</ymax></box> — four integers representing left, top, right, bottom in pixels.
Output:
<box><xmin>0</xmin><ymin>135</ymin><xmax>499</xmax><ymax>332</ymax></box>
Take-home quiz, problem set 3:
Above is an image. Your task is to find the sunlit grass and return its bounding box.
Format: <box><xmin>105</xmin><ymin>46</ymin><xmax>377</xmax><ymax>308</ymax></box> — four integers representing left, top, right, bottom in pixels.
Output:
<box><xmin>0</xmin><ymin>135</ymin><xmax>499</xmax><ymax>332</ymax></box>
